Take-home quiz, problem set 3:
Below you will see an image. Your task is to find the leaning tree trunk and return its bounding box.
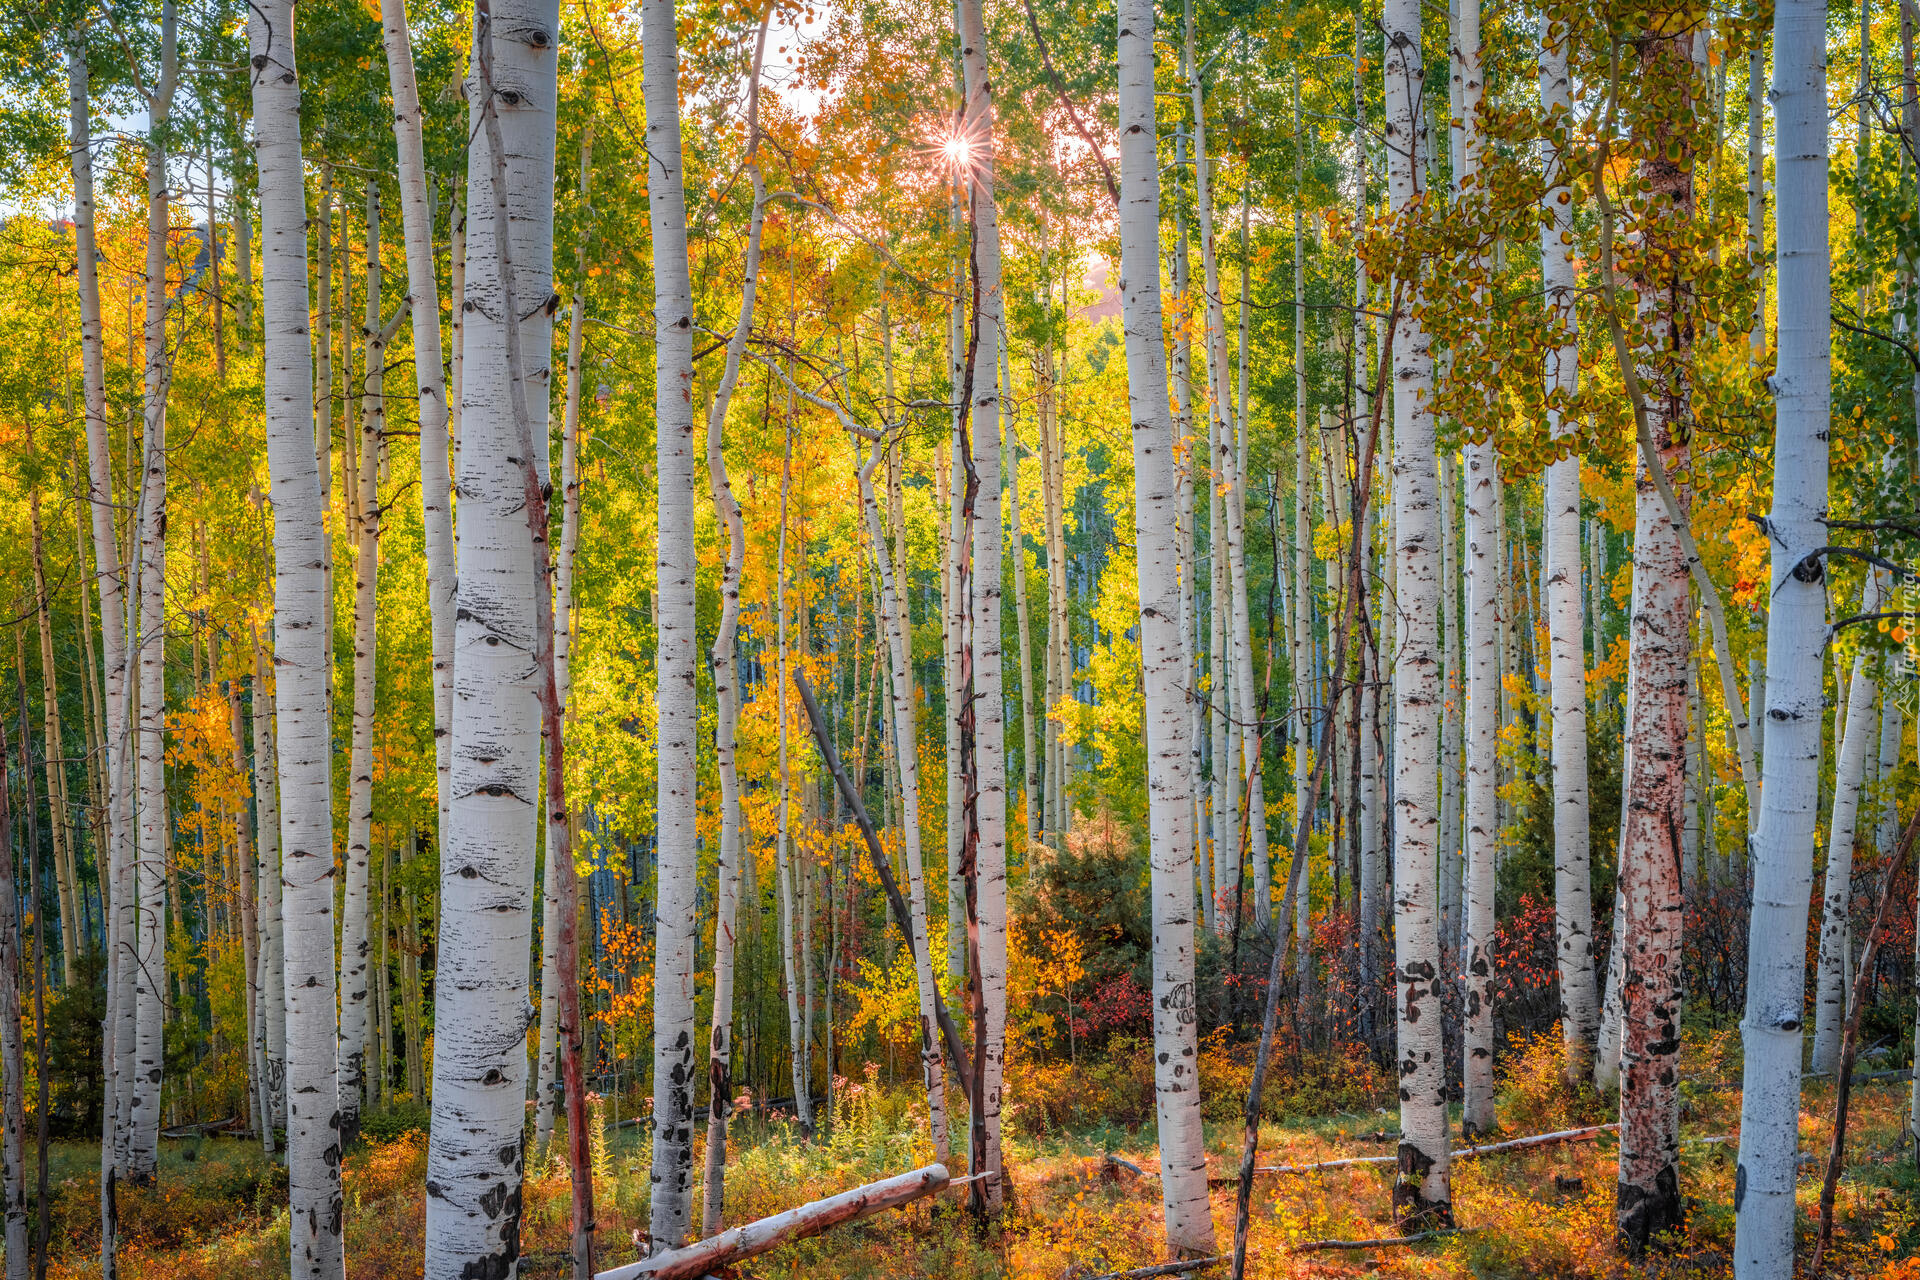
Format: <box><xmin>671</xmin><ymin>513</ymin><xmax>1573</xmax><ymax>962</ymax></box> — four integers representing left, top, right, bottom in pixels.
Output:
<box><xmin>1732</xmin><ymin>0</ymin><xmax>1828</xmax><ymax>1266</ymax></box>
<box><xmin>955</xmin><ymin>0</ymin><xmax>1010</xmax><ymax>1209</ymax></box>
<box><xmin>425</xmin><ymin>0</ymin><xmax>559</xmax><ymax>1271</ymax></box>
<box><xmin>128</xmin><ymin>6</ymin><xmax>180</xmax><ymax>1183</ymax></box>
<box><xmin>1810</xmin><ymin>571</ymin><xmax>1882</xmax><ymax>1075</ymax></box>
<box><xmin>1384</xmin><ymin>0</ymin><xmax>1450</xmax><ymax>1227</ymax></box>
<box><xmin>643</xmin><ymin>0</ymin><xmax>700</xmax><ymax>1247</ymax></box>
<box><xmin>1115</xmin><ymin>0</ymin><xmax>1218</xmax><ymax>1251</ymax></box>
<box><xmin>1540</xmin><ymin>16</ymin><xmax>1599</xmax><ymax>1085</ymax></box>
<box><xmin>379</xmin><ymin>0</ymin><xmax>456</xmax><ymax>847</ymax></box>
<box><xmin>248</xmin><ymin>3</ymin><xmax>345</xmax><ymax>1271</ymax></box>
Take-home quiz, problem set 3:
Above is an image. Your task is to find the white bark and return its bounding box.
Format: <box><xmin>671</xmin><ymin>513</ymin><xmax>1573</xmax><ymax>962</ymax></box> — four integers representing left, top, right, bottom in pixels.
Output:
<box><xmin>1810</xmin><ymin>573</ymin><xmax>1882</xmax><ymax>1074</ymax></box>
<box><xmin>643</xmin><ymin>0</ymin><xmax>700</xmax><ymax>1246</ymax></box>
<box><xmin>700</xmin><ymin>48</ymin><xmax>769</xmax><ymax>1221</ymax></box>
<box><xmin>340</xmin><ymin>183</ymin><xmax>385</xmax><ymax>1136</ymax></box>
<box><xmin>856</xmin><ymin>442</ymin><xmax>949</xmax><ymax>1161</ymax></box>
<box><xmin>1540</xmin><ymin>16</ymin><xmax>1598</xmax><ymax>1082</ymax></box>
<box><xmin>425</xmin><ymin>0</ymin><xmax>558</xmax><ymax>1270</ymax></box>
<box><xmin>251</xmin><ymin>632</ymin><xmax>285</xmax><ymax>1131</ymax></box>
<box><xmin>379</xmin><ymin>0</ymin><xmax>456</xmax><ymax>847</ymax></box>
<box><xmin>69</xmin><ymin>27</ymin><xmax>133</xmax><ymax>1226</ymax></box>
<box><xmin>1733</xmin><ymin>0</ymin><xmax>1831</xmax><ymax>1264</ymax></box>
<box><xmin>1116</xmin><ymin>0</ymin><xmax>1216</xmax><ymax>1249</ymax></box>
<box><xmin>128</xmin><ymin>4</ymin><xmax>180</xmax><ymax>1182</ymax></box>
<box><xmin>774</xmin><ymin>416</ymin><xmax>810</xmax><ymax>1135</ymax></box>
<box><xmin>248</xmin><ymin>1</ymin><xmax>344</xmax><ymax>1267</ymax></box>
<box><xmin>954</xmin><ymin>0</ymin><xmax>1009</xmax><ymax>1206</ymax></box>
<box><xmin>3</xmin><ymin>717</ymin><xmax>27</xmax><ymax>1278</ymax></box>
<box><xmin>1384</xmin><ymin>0</ymin><xmax>1449</xmax><ymax>1223</ymax></box>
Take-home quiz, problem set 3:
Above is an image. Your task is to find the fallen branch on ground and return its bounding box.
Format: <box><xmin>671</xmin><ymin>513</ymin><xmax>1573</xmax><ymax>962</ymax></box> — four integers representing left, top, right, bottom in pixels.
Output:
<box><xmin>1076</xmin><ymin>1255</ymin><xmax>1226</xmax><ymax>1280</ymax></box>
<box><xmin>593</xmin><ymin>1164</ymin><xmax>953</xmax><ymax>1280</ymax></box>
<box><xmin>1288</xmin><ymin>1228</ymin><xmax>1478</xmax><ymax>1253</ymax></box>
<box><xmin>1245</xmin><ymin>1124</ymin><xmax>1619</xmax><ymax>1177</ymax></box>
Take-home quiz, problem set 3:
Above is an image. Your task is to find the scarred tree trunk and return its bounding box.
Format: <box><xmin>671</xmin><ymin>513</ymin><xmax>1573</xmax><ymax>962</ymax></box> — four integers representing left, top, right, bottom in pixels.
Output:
<box><xmin>643</xmin><ymin>0</ymin><xmax>700</xmax><ymax>1247</ymax></box>
<box><xmin>1116</xmin><ymin>0</ymin><xmax>1217</xmax><ymax>1251</ymax></box>
<box><xmin>248</xmin><ymin>1</ymin><xmax>345</xmax><ymax>1270</ymax></box>
<box><xmin>250</xmin><ymin>630</ymin><xmax>285</xmax><ymax>1134</ymax></box>
<box><xmin>1614</xmin><ymin>21</ymin><xmax>1695</xmax><ymax>1253</ymax></box>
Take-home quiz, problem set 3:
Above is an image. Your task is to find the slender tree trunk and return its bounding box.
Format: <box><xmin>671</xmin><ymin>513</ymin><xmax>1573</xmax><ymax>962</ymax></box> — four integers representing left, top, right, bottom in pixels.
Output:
<box><xmin>128</xmin><ymin>7</ymin><xmax>180</xmax><ymax>1182</ymax></box>
<box><xmin>1810</xmin><ymin>572</ymin><xmax>1882</xmax><ymax>1074</ymax></box>
<box><xmin>642</xmin><ymin>0</ymin><xmax>699</xmax><ymax>1246</ymax></box>
<box><xmin>3</xmin><ymin>717</ymin><xmax>27</xmax><ymax>1278</ymax></box>
<box><xmin>1732</xmin><ymin>0</ymin><xmax>1828</xmax><ymax>1262</ymax></box>
<box><xmin>1540</xmin><ymin>16</ymin><xmax>1599</xmax><ymax>1084</ymax></box>
<box><xmin>954</xmin><ymin>0</ymin><xmax>1010</xmax><ymax>1206</ymax></box>
<box><xmin>379</xmin><ymin>0</ymin><xmax>456</xmax><ymax>849</ymax></box>
<box><xmin>423</xmin><ymin>0</ymin><xmax>558</xmax><ymax>1272</ymax></box>
<box><xmin>700</xmin><ymin>38</ymin><xmax>770</xmax><ymax>1224</ymax></box>
<box><xmin>339</xmin><ymin>182</ymin><xmax>386</xmax><ymax>1142</ymax></box>
<box><xmin>248</xmin><ymin>3</ymin><xmax>345</xmax><ymax>1269</ymax></box>
<box><xmin>251</xmin><ymin>630</ymin><xmax>286</xmax><ymax>1133</ymax></box>
<box><xmin>774</xmin><ymin>407</ymin><xmax>811</xmax><ymax>1135</ymax></box>
<box><xmin>1384</xmin><ymin>0</ymin><xmax>1450</xmax><ymax>1226</ymax></box>
<box><xmin>27</xmin><ymin>480</ymin><xmax>78</xmax><ymax>989</ymax></box>
<box><xmin>1115</xmin><ymin>0</ymin><xmax>1216</xmax><ymax>1249</ymax></box>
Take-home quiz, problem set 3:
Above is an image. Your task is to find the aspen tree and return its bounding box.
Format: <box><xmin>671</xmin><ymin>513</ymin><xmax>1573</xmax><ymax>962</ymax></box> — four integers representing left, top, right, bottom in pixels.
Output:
<box><xmin>1383</xmin><ymin>0</ymin><xmax>1450</xmax><ymax>1224</ymax></box>
<box><xmin>249</xmin><ymin>632</ymin><xmax>285</xmax><ymax>1133</ymax></box>
<box><xmin>1731</xmin><ymin>0</ymin><xmax>1830</xmax><ymax>1260</ymax></box>
<box><xmin>3</xmin><ymin>715</ymin><xmax>26</xmax><ymax>1278</ymax></box>
<box><xmin>955</xmin><ymin>0</ymin><xmax>1010</xmax><ymax>1205</ymax></box>
<box><xmin>378</xmin><ymin>0</ymin><xmax>456</xmax><ymax>841</ymax></box>
<box><xmin>1540</xmin><ymin>12</ymin><xmax>1599</xmax><ymax>1082</ymax></box>
<box><xmin>1810</xmin><ymin>572</ymin><xmax>1884</xmax><ymax>1074</ymax></box>
<box><xmin>249</xmin><ymin>0</ymin><xmax>346</xmax><ymax>1268</ymax></box>
<box><xmin>1117</xmin><ymin>0</ymin><xmax>1216</xmax><ymax>1249</ymax></box>
<box><xmin>425</xmin><ymin>0</ymin><xmax>559</xmax><ymax>1267</ymax></box>
<box><xmin>642</xmin><ymin>0</ymin><xmax>701</xmax><ymax>1245</ymax></box>
<box><xmin>127</xmin><ymin>1</ymin><xmax>180</xmax><ymax>1182</ymax></box>
<box><xmin>701</xmin><ymin>24</ymin><xmax>771</xmax><ymax>1224</ymax></box>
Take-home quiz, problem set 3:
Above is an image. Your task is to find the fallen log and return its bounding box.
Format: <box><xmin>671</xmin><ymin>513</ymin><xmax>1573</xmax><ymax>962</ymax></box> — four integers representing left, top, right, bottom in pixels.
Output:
<box><xmin>1075</xmin><ymin>1255</ymin><xmax>1226</xmax><ymax>1280</ymax></box>
<box><xmin>1248</xmin><ymin>1123</ymin><xmax>1619</xmax><ymax>1177</ymax></box>
<box><xmin>1288</xmin><ymin>1228</ymin><xmax>1478</xmax><ymax>1253</ymax></box>
<box><xmin>592</xmin><ymin>1163</ymin><xmax>952</xmax><ymax>1280</ymax></box>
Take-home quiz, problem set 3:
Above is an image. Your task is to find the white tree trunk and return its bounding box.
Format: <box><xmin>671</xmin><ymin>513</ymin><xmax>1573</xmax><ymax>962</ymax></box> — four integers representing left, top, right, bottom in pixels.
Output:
<box><xmin>3</xmin><ymin>717</ymin><xmax>28</xmax><ymax>1278</ymax></box>
<box><xmin>1809</xmin><ymin>572</ymin><xmax>1881</xmax><ymax>1074</ymax></box>
<box><xmin>251</xmin><ymin>631</ymin><xmax>286</xmax><ymax>1130</ymax></box>
<box><xmin>425</xmin><ymin>0</ymin><xmax>558</xmax><ymax>1270</ymax></box>
<box><xmin>955</xmin><ymin>0</ymin><xmax>1009</xmax><ymax>1206</ymax></box>
<box><xmin>1384</xmin><ymin>0</ymin><xmax>1449</xmax><ymax>1224</ymax></box>
<box><xmin>856</xmin><ymin>443</ymin><xmax>949</xmax><ymax>1161</ymax></box>
<box><xmin>773</xmin><ymin>416</ymin><xmax>810</xmax><ymax>1135</ymax></box>
<box><xmin>536</xmin><ymin>127</ymin><xmax>593</xmax><ymax>1161</ymax></box>
<box><xmin>1540</xmin><ymin>16</ymin><xmax>1598</xmax><ymax>1083</ymax></box>
<box><xmin>643</xmin><ymin>0</ymin><xmax>700</xmax><ymax>1246</ymax></box>
<box><xmin>340</xmin><ymin>183</ymin><xmax>385</xmax><ymax>1138</ymax></box>
<box><xmin>128</xmin><ymin>7</ymin><xmax>180</xmax><ymax>1181</ymax></box>
<box><xmin>1733</xmin><ymin>0</ymin><xmax>1830</xmax><ymax>1266</ymax></box>
<box><xmin>1461</xmin><ymin>426</ymin><xmax>1501</xmax><ymax>1132</ymax></box>
<box><xmin>68</xmin><ymin>29</ymin><xmax>133</xmax><ymax>1228</ymax></box>
<box><xmin>248</xmin><ymin>2</ymin><xmax>345</xmax><ymax>1268</ymax></box>
<box><xmin>379</xmin><ymin>0</ymin><xmax>456</xmax><ymax>847</ymax></box>
<box><xmin>1116</xmin><ymin>0</ymin><xmax>1217</xmax><ymax>1249</ymax></box>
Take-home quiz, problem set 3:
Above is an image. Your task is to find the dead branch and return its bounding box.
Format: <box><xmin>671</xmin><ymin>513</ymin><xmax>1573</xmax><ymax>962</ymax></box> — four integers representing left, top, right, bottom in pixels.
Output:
<box><xmin>592</xmin><ymin>1164</ymin><xmax>952</xmax><ymax>1280</ymax></box>
<box><xmin>1288</xmin><ymin>1228</ymin><xmax>1478</xmax><ymax>1253</ymax></box>
<box><xmin>1075</xmin><ymin>1256</ymin><xmax>1227</xmax><ymax>1280</ymax></box>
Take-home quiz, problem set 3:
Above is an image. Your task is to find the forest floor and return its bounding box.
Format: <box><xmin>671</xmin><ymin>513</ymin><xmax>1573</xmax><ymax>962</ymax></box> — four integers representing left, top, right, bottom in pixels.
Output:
<box><xmin>24</xmin><ymin>1036</ymin><xmax>1920</xmax><ymax>1279</ymax></box>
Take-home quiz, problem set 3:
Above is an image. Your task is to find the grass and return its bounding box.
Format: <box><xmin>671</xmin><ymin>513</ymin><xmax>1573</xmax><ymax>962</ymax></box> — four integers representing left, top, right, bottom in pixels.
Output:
<box><xmin>25</xmin><ymin>1033</ymin><xmax>1920</xmax><ymax>1279</ymax></box>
